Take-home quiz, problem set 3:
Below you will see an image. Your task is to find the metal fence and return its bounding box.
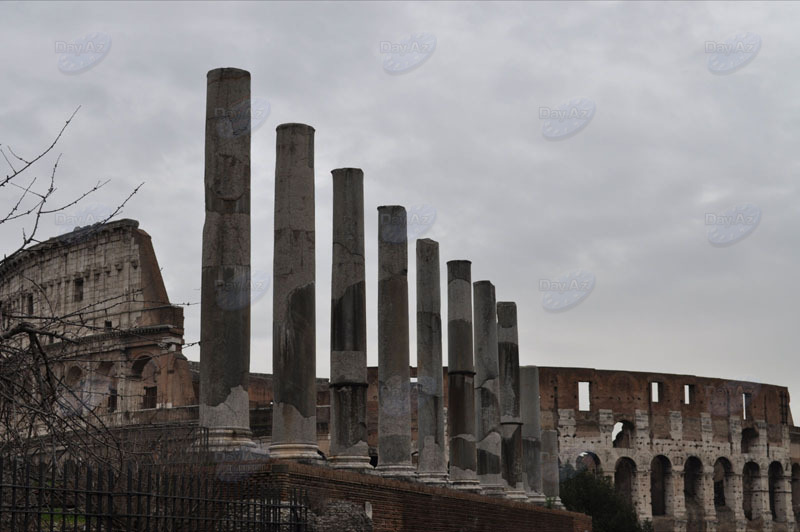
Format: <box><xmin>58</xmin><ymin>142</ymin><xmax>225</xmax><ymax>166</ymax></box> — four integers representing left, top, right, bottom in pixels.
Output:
<box><xmin>0</xmin><ymin>458</ymin><xmax>308</xmax><ymax>531</ymax></box>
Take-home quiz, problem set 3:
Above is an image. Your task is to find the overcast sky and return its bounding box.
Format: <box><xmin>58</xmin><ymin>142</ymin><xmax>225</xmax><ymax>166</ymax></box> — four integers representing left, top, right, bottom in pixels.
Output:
<box><xmin>2</xmin><ymin>1</ymin><xmax>798</xmax><ymax>420</ymax></box>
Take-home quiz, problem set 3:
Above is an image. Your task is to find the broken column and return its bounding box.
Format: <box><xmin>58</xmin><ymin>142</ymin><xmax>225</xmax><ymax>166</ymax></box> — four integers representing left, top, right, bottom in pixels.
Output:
<box><xmin>270</xmin><ymin>123</ymin><xmax>320</xmax><ymax>460</ymax></box>
<box><xmin>376</xmin><ymin>206</ymin><xmax>414</xmax><ymax>476</ymax></box>
<box><xmin>329</xmin><ymin>168</ymin><xmax>370</xmax><ymax>469</ymax></box>
<box><xmin>497</xmin><ymin>302</ymin><xmax>527</xmax><ymax>499</ymax></box>
<box><xmin>416</xmin><ymin>238</ymin><xmax>446</xmax><ymax>482</ymax></box>
<box><xmin>199</xmin><ymin>67</ymin><xmax>256</xmax><ymax>452</ymax></box>
<box><xmin>473</xmin><ymin>281</ymin><xmax>504</xmax><ymax>495</ymax></box>
<box><xmin>520</xmin><ymin>365</ymin><xmax>546</xmax><ymax>504</ymax></box>
<box><xmin>446</xmin><ymin>260</ymin><xmax>480</xmax><ymax>490</ymax></box>
<box><xmin>541</xmin><ymin>429</ymin><xmax>564</xmax><ymax>508</ymax></box>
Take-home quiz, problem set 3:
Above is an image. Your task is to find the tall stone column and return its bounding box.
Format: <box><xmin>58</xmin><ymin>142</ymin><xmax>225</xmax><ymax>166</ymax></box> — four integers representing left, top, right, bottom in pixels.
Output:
<box><xmin>497</xmin><ymin>302</ymin><xmax>527</xmax><ymax>500</ymax></box>
<box><xmin>473</xmin><ymin>281</ymin><xmax>504</xmax><ymax>495</ymax></box>
<box><xmin>270</xmin><ymin>123</ymin><xmax>319</xmax><ymax>460</ymax></box>
<box><xmin>376</xmin><ymin>206</ymin><xmax>414</xmax><ymax>476</ymax></box>
<box><xmin>416</xmin><ymin>239</ymin><xmax>447</xmax><ymax>482</ymax></box>
<box><xmin>200</xmin><ymin>67</ymin><xmax>257</xmax><ymax>452</ymax></box>
<box><xmin>541</xmin><ymin>429</ymin><xmax>563</xmax><ymax>508</ymax></box>
<box><xmin>701</xmin><ymin>470</ymin><xmax>718</xmax><ymax>531</ymax></box>
<box><xmin>446</xmin><ymin>260</ymin><xmax>480</xmax><ymax>490</ymax></box>
<box><xmin>520</xmin><ymin>366</ymin><xmax>546</xmax><ymax>504</ymax></box>
<box><xmin>329</xmin><ymin>168</ymin><xmax>370</xmax><ymax>469</ymax></box>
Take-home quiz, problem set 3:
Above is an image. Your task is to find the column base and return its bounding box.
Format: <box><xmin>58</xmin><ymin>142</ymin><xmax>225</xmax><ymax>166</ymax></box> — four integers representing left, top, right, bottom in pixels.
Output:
<box><xmin>202</xmin><ymin>428</ymin><xmax>260</xmax><ymax>454</ymax></box>
<box><xmin>526</xmin><ymin>491</ymin><xmax>548</xmax><ymax>505</ymax></box>
<box><xmin>268</xmin><ymin>442</ymin><xmax>322</xmax><ymax>461</ymax></box>
<box><xmin>450</xmin><ymin>479</ymin><xmax>482</xmax><ymax>492</ymax></box>
<box><xmin>417</xmin><ymin>472</ymin><xmax>449</xmax><ymax>485</ymax></box>
<box><xmin>479</xmin><ymin>483</ymin><xmax>507</xmax><ymax>497</ymax></box>
<box><xmin>328</xmin><ymin>455</ymin><xmax>373</xmax><ymax>471</ymax></box>
<box><xmin>504</xmin><ymin>489</ymin><xmax>529</xmax><ymax>501</ymax></box>
<box><xmin>376</xmin><ymin>464</ymin><xmax>416</xmax><ymax>479</ymax></box>
<box><xmin>552</xmin><ymin>497</ymin><xmax>565</xmax><ymax>509</ymax></box>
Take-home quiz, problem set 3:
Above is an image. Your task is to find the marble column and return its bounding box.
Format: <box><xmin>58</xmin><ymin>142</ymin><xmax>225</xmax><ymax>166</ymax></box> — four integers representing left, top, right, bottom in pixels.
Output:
<box><xmin>497</xmin><ymin>302</ymin><xmax>527</xmax><ymax>499</ymax></box>
<box><xmin>329</xmin><ymin>168</ymin><xmax>370</xmax><ymax>469</ymax></box>
<box><xmin>473</xmin><ymin>281</ymin><xmax>504</xmax><ymax>495</ymax></box>
<box><xmin>446</xmin><ymin>260</ymin><xmax>480</xmax><ymax>490</ymax></box>
<box><xmin>520</xmin><ymin>366</ymin><xmax>546</xmax><ymax>504</ymax></box>
<box><xmin>270</xmin><ymin>123</ymin><xmax>320</xmax><ymax>460</ymax></box>
<box><xmin>376</xmin><ymin>205</ymin><xmax>414</xmax><ymax>476</ymax></box>
<box><xmin>416</xmin><ymin>238</ymin><xmax>447</xmax><ymax>482</ymax></box>
<box><xmin>199</xmin><ymin>67</ymin><xmax>257</xmax><ymax>452</ymax></box>
<box><xmin>541</xmin><ymin>429</ymin><xmax>564</xmax><ymax>508</ymax></box>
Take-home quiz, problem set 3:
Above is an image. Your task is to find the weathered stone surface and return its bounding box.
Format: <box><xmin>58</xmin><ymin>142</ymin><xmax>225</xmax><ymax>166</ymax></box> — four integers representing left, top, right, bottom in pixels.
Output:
<box><xmin>496</xmin><ymin>302</ymin><xmax>525</xmax><ymax>498</ymax></box>
<box><xmin>473</xmin><ymin>281</ymin><xmax>504</xmax><ymax>495</ymax></box>
<box><xmin>270</xmin><ymin>123</ymin><xmax>319</xmax><ymax>460</ymax></box>
<box><xmin>446</xmin><ymin>260</ymin><xmax>479</xmax><ymax>490</ymax></box>
<box><xmin>416</xmin><ymin>239</ymin><xmax>446</xmax><ymax>481</ymax></box>
<box><xmin>329</xmin><ymin>168</ymin><xmax>370</xmax><ymax>469</ymax></box>
<box><xmin>520</xmin><ymin>365</ymin><xmax>545</xmax><ymax>503</ymax></box>
<box><xmin>199</xmin><ymin>67</ymin><xmax>256</xmax><ymax>450</ymax></box>
<box><xmin>376</xmin><ymin>206</ymin><xmax>413</xmax><ymax>476</ymax></box>
<box><xmin>541</xmin><ymin>429</ymin><xmax>562</xmax><ymax>507</ymax></box>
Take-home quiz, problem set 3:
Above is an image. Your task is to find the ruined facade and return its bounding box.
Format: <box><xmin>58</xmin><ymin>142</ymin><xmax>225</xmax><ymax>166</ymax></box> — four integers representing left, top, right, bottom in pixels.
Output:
<box><xmin>0</xmin><ymin>220</ymin><xmax>196</xmax><ymax>437</ymax></box>
<box><xmin>538</xmin><ymin>366</ymin><xmax>800</xmax><ymax>532</ymax></box>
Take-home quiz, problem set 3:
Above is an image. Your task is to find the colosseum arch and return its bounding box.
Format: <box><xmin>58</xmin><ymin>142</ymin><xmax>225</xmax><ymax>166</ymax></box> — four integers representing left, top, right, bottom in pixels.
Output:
<box><xmin>683</xmin><ymin>456</ymin><xmax>705</xmax><ymax>528</ymax></box>
<box><xmin>743</xmin><ymin>461</ymin><xmax>761</xmax><ymax>521</ymax></box>
<box><xmin>714</xmin><ymin>457</ymin><xmax>736</xmax><ymax>525</ymax></box>
<box><xmin>614</xmin><ymin>457</ymin><xmax>637</xmax><ymax>506</ymax></box>
<box><xmin>650</xmin><ymin>455</ymin><xmax>673</xmax><ymax>517</ymax></box>
<box><xmin>768</xmin><ymin>461</ymin><xmax>787</xmax><ymax>522</ymax></box>
<box><xmin>130</xmin><ymin>354</ymin><xmax>158</xmax><ymax>410</ymax></box>
<box><xmin>576</xmin><ymin>451</ymin><xmax>601</xmax><ymax>473</ymax></box>
<box><xmin>612</xmin><ymin>420</ymin><xmax>635</xmax><ymax>448</ymax></box>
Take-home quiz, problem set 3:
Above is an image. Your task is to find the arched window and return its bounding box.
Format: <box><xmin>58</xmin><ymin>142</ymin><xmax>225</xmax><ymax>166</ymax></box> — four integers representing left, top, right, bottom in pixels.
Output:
<box><xmin>684</xmin><ymin>457</ymin><xmax>704</xmax><ymax>527</ymax></box>
<box><xmin>743</xmin><ymin>461</ymin><xmax>761</xmax><ymax>521</ymax></box>
<box><xmin>792</xmin><ymin>464</ymin><xmax>800</xmax><ymax>524</ymax></box>
<box><xmin>615</xmin><ymin>457</ymin><xmax>637</xmax><ymax>506</ymax></box>
<box><xmin>741</xmin><ymin>427</ymin><xmax>758</xmax><ymax>454</ymax></box>
<box><xmin>612</xmin><ymin>420</ymin><xmax>635</xmax><ymax>448</ymax></box>
<box><xmin>131</xmin><ymin>356</ymin><xmax>158</xmax><ymax>410</ymax></box>
<box><xmin>768</xmin><ymin>462</ymin><xmax>786</xmax><ymax>522</ymax></box>
<box><xmin>65</xmin><ymin>366</ymin><xmax>82</xmax><ymax>389</ymax></box>
<box><xmin>651</xmin><ymin>455</ymin><xmax>673</xmax><ymax>517</ymax></box>
<box><xmin>576</xmin><ymin>451</ymin><xmax>601</xmax><ymax>474</ymax></box>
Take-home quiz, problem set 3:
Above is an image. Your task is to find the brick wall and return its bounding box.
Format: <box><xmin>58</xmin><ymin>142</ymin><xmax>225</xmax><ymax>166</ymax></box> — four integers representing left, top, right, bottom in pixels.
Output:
<box><xmin>229</xmin><ymin>460</ymin><xmax>592</xmax><ymax>532</ymax></box>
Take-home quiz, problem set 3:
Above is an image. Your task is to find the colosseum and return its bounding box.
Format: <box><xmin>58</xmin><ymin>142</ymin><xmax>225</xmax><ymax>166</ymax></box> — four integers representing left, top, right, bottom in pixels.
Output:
<box><xmin>1</xmin><ymin>219</ymin><xmax>798</xmax><ymax>531</ymax></box>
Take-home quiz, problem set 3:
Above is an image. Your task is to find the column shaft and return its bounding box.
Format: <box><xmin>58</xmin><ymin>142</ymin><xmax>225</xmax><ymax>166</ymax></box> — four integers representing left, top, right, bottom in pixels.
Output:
<box><xmin>446</xmin><ymin>261</ymin><xmax>479</xmax><ymax>489</ymax></box>
<box><xmin>497</xmin><ymin>302</ymin><xmax>526</xmax><ymax>499</ymax></box>
<box><xmin>329</xmin><ymin>168</ymin><xmax>370</xmax><ymax>468</ymax></box>
<box><xmin>416</xmin><ymin>239</ymin><xmax>446</xmax><ymax>481</ymax></box>
<box><xmin>270</xmin><ymin>123</ymin><xmax>319</xmax><ymax>459</ymax></box>
<box><xmin>377</xmin><ymin>206</ymin><xmax>413</xmax><ymax>475</ymax></box>
<box><xmin>473</xmin><ymin>281</ymin><xmax>504</xmax><ymax>495</ymax></box>
<box><xmin>541</xmin><ymin>429</ymin><xmax>563</xmax><ymax>507</ymax></box>
<box><xmin>199</xmin><ymin>67</ymin><xmax>255</xmax><ymax>451</ymax></box>
<box><xmin>521</xmin><ymin>366</ymin><xmax>545</xmax><ymax>502</ymax></box>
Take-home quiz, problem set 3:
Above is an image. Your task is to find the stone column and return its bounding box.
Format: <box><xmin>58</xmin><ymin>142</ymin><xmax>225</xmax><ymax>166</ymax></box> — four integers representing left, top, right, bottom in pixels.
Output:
<box><xmin>520</xmin><ymin>366</ymin><xmax>546</xmax><ymax>504</ymax></box>
<box><xmin>376</xmin><ymin>206</ymin><xmax>414</xmax><ymax>476</ymax></box>
<box><xmin>701</xmin><ymin>470</ymin><xmax>718</xmax><ymax>532</ymax></box>
<box><xmin>328</xmin><ymin>168</ymin><xmax>370</xmax><ymax>469</ymax></box>
<box><xmin>541</xmin><ymin>429</ymin><xmax>563</xmax><ymax>508</ymax></box>
<box><xmin>270</xmin><ymin>123</ymin><xmax>320</xmax><ymax>460</ymax></box>
<box><xmin>446</xmin><ymin>260</ymin><xmax>480</xmax><ymax>490</ymax></box>
<box><xmin>199</xmin><ymin>67</ymin><xmax>257</xmax><ymax>452</ymax></box>
<box><xmin>473</xmin><ymin>281</ymin><xmax>504</xmax><ymax>495</ymax></box>
<box><xmin>416</xmin><ymin>238</ymin><xmax>447</xmax><ymax>482</ymax></box>
<box><xmin>497</xmin><ymin>302</ymin><xmax>527</xmax><ymax>500</ymax></box>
